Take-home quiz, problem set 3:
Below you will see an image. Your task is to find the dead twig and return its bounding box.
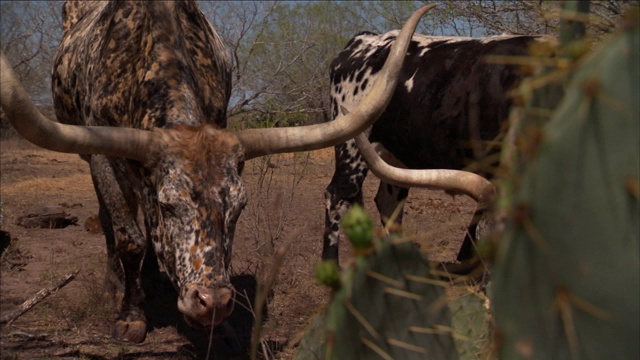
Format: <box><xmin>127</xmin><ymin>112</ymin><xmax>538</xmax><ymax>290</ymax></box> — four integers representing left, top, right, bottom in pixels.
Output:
<box><xmin>0</xmin><ymin>270</ymin><xmax>80</xmax><ymax>325</ymax></box>
<box><xmin>2</xmin><ymin>329</ymin><xmax>50</xmax><ymax>341</ymax></box>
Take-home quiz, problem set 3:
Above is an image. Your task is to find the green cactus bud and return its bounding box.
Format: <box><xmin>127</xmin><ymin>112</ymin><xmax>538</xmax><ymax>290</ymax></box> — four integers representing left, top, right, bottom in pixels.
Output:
<box><xmin>314</xmin><ymin>260</ymin><xmax>341</xmax><ymax>291</ymax></box>
<box><xmin>341</xmin><ymin>204</ymin><xmax>374</xmax><ymax>250</ymax></box>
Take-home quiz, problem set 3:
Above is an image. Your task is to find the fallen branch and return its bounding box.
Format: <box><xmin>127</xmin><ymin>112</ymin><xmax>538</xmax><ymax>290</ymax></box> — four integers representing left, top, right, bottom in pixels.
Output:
<box><xmin>3</xmin><ymin>329</ymin><xmax>50</xmax><ymax>341</ymax></box>
<box><xmin>0</xmin><ymin>270</ymin><xmax>80</xmax><ymax>325</ymax></box>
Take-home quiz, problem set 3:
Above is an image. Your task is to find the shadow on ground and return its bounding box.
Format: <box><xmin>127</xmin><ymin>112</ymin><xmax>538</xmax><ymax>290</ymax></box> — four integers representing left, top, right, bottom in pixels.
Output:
<box><xmin>142</xmin><ymin>250</ymin><xmax>280</xmax><ymax>359</ymax></box>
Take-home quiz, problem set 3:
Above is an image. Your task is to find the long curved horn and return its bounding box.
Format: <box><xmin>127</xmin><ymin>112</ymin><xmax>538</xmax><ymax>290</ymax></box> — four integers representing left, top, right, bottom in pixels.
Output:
<box><xmin>236</xmin><ymin>4</ymin><xmax>437</xmax><ymax>160</ymax></box>
<box><xmin>354</xmin><ymin>134</ymin><xmax>496</xmax><ymax>204</ymax></box>
<box><xmin>1</xmin><ymin>53</ymin><xmax>156</xmax><ymax>163</ymax></box>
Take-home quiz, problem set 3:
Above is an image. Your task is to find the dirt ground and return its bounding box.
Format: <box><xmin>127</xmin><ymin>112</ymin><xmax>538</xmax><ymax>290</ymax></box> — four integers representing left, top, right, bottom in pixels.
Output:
<box><xmin>0</xmin><ymin>137</ymin><xmax>476</xmax><ymax>359</ymax></box>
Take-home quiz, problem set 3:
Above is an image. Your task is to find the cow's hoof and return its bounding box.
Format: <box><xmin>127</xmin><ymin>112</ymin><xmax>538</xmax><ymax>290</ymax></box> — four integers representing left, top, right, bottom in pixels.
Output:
<box><xmin>113</xmin><ymin>319</ymin><xmax>147</xmax><ymax>343</ymax></box>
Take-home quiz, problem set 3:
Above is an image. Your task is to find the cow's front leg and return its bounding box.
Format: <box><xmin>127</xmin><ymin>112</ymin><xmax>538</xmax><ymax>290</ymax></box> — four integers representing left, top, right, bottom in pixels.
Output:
<box><xmin>374</xmin><ymin>183</ymin><xmax>409</xmax><ymax>232</ymax></box>
<box><xmin>90</xmin><ymin>155</ymin><xmax>148</xmax><ymax>343</ymax></box>
<box><xmin>323</xmin><ymin>141</ymin><xmax>369</xmax><ymax>264</ymax></box>
<box><xmin>113</xmin><ymin>227</ymin><xmax>148</xmax><ymax>343</ymax></box>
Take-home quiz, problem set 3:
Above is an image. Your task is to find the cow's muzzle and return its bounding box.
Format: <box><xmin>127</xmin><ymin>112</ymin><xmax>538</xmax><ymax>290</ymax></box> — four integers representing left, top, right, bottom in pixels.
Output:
<box><xmin>177</xmin><ymin>283</ymin><xmax>235</xmax><ymax>328</ymax></box>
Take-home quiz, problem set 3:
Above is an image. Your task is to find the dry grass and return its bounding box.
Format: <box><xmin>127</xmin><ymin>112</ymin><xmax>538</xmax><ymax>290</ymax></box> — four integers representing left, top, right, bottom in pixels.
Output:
<box><xmin>1</xmin><ymin>174</ymin><xmax>92</xmax><ymax>196</ymax></box>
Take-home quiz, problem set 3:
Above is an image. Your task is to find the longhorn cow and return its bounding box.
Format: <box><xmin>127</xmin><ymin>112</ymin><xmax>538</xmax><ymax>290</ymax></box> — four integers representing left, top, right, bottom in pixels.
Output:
<box><xmin>324</xmin><ymin>30</ymin><xmax>551</xmax><ymax>270</ymax></box>
<box><xmin>0</xmin><ymin>2</ymin><xmax>436</xmax><ymax>343</ymax></box>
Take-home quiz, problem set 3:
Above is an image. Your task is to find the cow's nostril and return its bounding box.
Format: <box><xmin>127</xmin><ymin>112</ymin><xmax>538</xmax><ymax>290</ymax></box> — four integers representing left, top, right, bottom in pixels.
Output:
<box><xmin>197</xmin><ymin>291</ymin><xmax>209</xmax><ymax>308</ymax></box>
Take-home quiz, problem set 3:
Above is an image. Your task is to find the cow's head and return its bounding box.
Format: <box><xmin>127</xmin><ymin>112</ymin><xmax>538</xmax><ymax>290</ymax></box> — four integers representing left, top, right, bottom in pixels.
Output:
<box><xmin>147</xmin><ymin>126</ymin><xmax>247</xmax><ymax>327</ymax></box>
<box><xmin>0</xmin><ymin>4</ymin><xmax>436</xmax><ymax>329</ymax></box>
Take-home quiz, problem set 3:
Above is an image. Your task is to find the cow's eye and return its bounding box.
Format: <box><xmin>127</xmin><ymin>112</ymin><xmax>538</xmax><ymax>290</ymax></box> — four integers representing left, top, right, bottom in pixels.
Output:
<box><xmin>160</xmin><ymin>202</ymin><xmax>175</xmax><ymax>214</ymax></box>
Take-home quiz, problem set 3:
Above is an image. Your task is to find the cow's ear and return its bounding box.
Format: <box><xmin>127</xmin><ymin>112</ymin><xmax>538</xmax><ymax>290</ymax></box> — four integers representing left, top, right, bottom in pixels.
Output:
<box><xmin>340</xmin><ymin>105</ymin><xmax>351</xmax><ymax>116</ymax></box>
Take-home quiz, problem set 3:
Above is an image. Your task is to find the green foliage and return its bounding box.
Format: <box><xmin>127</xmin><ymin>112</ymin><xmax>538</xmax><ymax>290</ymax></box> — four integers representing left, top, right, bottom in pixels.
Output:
<box><xmin>241</xmin><ymin>111</ymin><xmax>309</xmax><ymax>129</ymax></box>
<box><xmin>493</xmin><ymin>8</ymin><xmax>640</xmax><ymax>360</ymax></box>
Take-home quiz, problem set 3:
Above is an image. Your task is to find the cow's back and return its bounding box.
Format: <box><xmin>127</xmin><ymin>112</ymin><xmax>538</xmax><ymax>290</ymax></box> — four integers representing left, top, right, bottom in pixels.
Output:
<box><xmin>330</xmin><ymin>32</ymin><xmax>543</xmax><ymax>171</ymax></box>
<box><xmin>53</xmin><ymin>0</ymin><xmax>231</xmax><ymax>131</ymax></box>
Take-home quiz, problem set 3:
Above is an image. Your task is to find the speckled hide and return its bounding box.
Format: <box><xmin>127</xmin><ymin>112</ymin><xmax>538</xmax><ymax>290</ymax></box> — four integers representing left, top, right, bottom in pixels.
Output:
<box><xmin>53</xmin><ymin>1</ymin><xmax>245</xmax><ymax>343</ymax></box>
<box><xmin>55</xmin><ymin>1</ymin><xmax>230</xmax><ymax>130</ymax></box>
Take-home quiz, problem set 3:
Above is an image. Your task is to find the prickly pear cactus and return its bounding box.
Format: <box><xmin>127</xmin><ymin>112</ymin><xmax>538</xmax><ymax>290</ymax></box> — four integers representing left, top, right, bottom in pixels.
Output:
<box><xmin>296</xmin><ymin>208</ymin><xmax>459</xmax><ymax>359</ymax></box>
<box><xmin>449</xmin><ymin>291</ymin><xmax>493</xmax><ymax>360</ymax></box>
<box><xmin>493</xmin><ymin>11</ymin><xmax>639</xmax><ymax>360</ymax></box>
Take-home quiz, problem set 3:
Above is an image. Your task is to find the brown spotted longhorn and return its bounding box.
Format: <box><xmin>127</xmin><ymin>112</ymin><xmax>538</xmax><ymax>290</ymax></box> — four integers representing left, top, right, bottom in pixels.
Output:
<box><xmin>0</xmin><ymin>1</ymin><xmax>436</xmax><ymax>343</ymax></box>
